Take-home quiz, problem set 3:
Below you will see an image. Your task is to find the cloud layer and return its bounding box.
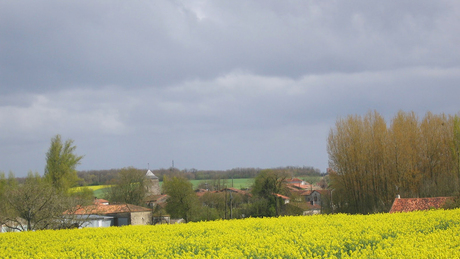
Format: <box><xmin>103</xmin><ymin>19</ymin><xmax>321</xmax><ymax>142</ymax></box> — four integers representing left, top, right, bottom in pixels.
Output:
<box><xmin>1</xmin><ymin>0</ymin><xmax>459</xmax><ymax>175</ymax></box>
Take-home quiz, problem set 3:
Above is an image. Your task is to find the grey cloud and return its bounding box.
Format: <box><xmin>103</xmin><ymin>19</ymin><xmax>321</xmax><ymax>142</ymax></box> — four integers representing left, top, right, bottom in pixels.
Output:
<box><xmin>1</xmin><ymin>0</ymin><xmax>459</xmax><ymax>94</ymax></box>
<box><xmin>1</xmin><ymin>1</ymin><xmax>460</xmax><ymax>176</ymax></box>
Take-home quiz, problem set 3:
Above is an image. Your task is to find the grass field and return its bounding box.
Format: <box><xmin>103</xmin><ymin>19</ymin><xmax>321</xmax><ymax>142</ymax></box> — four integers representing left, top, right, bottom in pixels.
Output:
<box><xmin>1</xmin><ymin>208</ymin><xmax>459</xmax><ymax>258</ymax></box>
<box><xmin>73</xmin><ymin>179</ymin><xmax>255</xmax><ymax>199</ymax></box>
<box><xmin>188</xmin><ymin>178</ymin><xmax>254</xmax><ymax>190</ymax></box>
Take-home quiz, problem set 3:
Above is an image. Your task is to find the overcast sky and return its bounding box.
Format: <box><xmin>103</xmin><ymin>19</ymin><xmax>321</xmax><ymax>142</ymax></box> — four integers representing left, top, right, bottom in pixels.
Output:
<box><xmin>1</xmin><ymin>1</ymin><xmax>460</xmax><ymax>177</ymax></box>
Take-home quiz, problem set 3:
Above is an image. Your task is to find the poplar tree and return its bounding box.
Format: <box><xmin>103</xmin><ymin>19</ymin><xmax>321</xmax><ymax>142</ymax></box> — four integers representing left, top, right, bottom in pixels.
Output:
<box><xmin>453</xmin><ymin>115</ymin><xmax>460</xmax><ymax>185</ymax></box>
<box><xmin>44</xmin><ymin>135</ymin><xmax>83</xmax><ymax>192</ymax></box>
<box><xmin>328</xmin><ymin>111</ymin><xmax>460</xmax><ymax>214</ymax></box>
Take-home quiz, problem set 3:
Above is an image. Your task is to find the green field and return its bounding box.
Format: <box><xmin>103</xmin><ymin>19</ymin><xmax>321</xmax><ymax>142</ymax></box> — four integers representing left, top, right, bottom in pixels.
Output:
<box><xmin>70</xmin><ymin>185</ymin><xmax>112</xmax><ymax>198</ymax></box>
<box><xmin>73</xmin><ymin>179</ymin><xmax>254</xmax><ymax>199</ymax></box>
<box><xmin>188</xmin><ymin>178</ymin><xmax>254</xmax><ymax>190</ymax></box>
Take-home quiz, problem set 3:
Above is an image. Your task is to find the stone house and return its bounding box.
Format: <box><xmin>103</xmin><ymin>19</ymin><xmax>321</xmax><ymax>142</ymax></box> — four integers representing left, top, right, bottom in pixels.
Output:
<box><xmin>73</xmin><ymin>203</ymin><xmax>152</xmax><ymax>227</ymax></box>
<box><xmin>300</xmin><ymin>190</ymin><xmax>322</xmax><ymax>205</ymax></box>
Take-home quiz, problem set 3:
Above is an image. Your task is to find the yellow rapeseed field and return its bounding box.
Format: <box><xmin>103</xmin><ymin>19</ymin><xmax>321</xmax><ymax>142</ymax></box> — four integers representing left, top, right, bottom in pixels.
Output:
<box><xmin>69</xmin><ymin>185</ymin><xmax>112</xmax><ymax>193</ymax></box>
<box><xmin>1</xmin><ymin>208</ymin><xmax>459</xmax><ymax>258</ymax></box>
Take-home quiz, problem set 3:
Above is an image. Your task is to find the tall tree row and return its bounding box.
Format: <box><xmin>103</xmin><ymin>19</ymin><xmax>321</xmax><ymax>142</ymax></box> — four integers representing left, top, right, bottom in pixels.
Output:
<box><xmin>328</xmin><ymin>111</ymin><xmax>460</xmax><ymax>214</ymax></box>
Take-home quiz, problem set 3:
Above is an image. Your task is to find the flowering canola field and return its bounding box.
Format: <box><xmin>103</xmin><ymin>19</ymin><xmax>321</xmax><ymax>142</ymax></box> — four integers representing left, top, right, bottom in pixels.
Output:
<box><xmin>1</xmin><ymin>209</ymin><xmax>460</xmax><ymax>258</ymax></box>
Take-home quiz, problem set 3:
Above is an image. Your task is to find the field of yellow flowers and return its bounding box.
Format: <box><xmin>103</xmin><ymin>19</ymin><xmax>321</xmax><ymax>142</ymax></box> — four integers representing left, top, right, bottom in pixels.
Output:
<box><xmin>1</xmin><ymin>208</ymin><xmax>459</xmax><ymax>258</ymax></box>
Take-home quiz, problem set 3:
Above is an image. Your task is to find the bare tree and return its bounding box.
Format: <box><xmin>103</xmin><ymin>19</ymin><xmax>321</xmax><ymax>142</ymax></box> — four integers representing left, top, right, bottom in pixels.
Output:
<box><xmin>0</xmin><ymin>173</ymin><xmax>91</xmax><ymax>231</ymax></box>
<box><xmin>328</xmin><ymin>110</ymin><xmax>460</xmax><ymax>214</ymax></box>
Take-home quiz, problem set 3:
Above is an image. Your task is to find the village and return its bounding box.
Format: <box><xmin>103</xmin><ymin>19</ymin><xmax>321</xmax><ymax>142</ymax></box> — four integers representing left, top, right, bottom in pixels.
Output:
<box><xmin>57</xmin><ymin>170</ymin><xmax>328</xmax><ymax>229</ymax></box>
<box><xmin>2</xmin><ymin>168</ymin><xmax>451</xmax><ymax>232</ymax></box>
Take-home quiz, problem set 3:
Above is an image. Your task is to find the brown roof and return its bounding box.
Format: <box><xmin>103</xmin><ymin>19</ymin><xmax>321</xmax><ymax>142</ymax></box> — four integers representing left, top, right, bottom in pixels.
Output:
<box><xmin>273</xmin><ymin>193</ymin><xmax>290</xmax><ymax>200</ymax></box>
<box><xmin>316</xmin><ymin>190</ymin><xmax>330</xmax><ymax>195</ymax></box>
<box><xmin>389</xmin><ymin>197</ymin><xmax>452</xmax><ymax>213</ymax></box>
<box><xmin>195</xmin><ymin>189</ymin><xmax>209</xmax><ymax>197</ymax></box>
<box><xmin>300</xmin><ymin>190</ymin><xmax>313</xmax><ymax>196</ymax></box>
<box><xmin>73</xmin><ymin>204</ymin><xmax>151</xmax><ymax>215</ymax></box>
<box><xmin>286</xmin><ymin>183</ymin><xmax>312</xmax><ymax>190</ymax></box>
<box><xmin>145</xmin><ymin>194</ymin><xmax>169</xmax><ymax>202</ymax></box>
<box><xmin>287</xmin><ymin>185</ymin><xmax>302</xmax><ymax>191</ymax></box>
<box><xmin>299</xmin><ymin>190</ymin><xmax>326</xmax><ymax>196</ymax></box>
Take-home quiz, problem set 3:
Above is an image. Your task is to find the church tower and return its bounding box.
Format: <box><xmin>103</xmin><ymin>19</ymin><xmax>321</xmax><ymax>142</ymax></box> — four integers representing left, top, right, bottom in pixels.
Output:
<box><xmin>146</xmin><ymin>169</ymin><xmax>161</xmax><ymax>195</ymax></box>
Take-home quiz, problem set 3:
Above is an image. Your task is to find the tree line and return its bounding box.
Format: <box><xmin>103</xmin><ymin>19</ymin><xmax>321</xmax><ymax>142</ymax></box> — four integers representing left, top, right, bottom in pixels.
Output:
<box><xmin>77</xmin><ymin>166</ymin><xmax>322</xmax><ymax>186</ymax></box>
<box><xmin>103</xmin><ymin>167</ymin><xmax>313</xmax><ymax>223</ymax></box>
<box><xmin>328</xmin><ymin>110</ymin><xmax>460</xmax><ymax>214</ymax></box>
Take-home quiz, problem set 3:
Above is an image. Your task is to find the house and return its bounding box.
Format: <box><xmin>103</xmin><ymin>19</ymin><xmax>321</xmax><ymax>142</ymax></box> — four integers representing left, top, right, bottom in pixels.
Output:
<box><xmin>285</xmin><ymin>178</ymin><xmax>306</xmax><ymax>185</ymax></box>
<box><xmin>389</xmin><ymin>196</ymin><xmax>453</xmax><ymax>213</ymax></box>
<box><xmin>145</xmin><ymin>194</ymin><xmax>169</xmax><ymax>208</ymax></box>
<box><xmin>287</xmin><ymin>201</ymin><xmax>321</xmax><ymax>215</ymax></box>
<box><xmin>143</xmin><ymin>194</ymin><xmax>170</xmax><ymax>224</ymax></box>
<box><xmin>303</xmin><ymin>204</ymin><xmax>321</xmax><ymax>215</ymax></box>
<box><xmin>1</xmin><ymin>219</ymin><xmax>26</xmax><ymax>233</ymax></box>
<box><xmin>72</xmin><ymin>203</ymin><xmax>152</xmax><ymax>227</ymax></box>
<box><xmin>78</xmin><ymin>215</ymin><xmax>114</xmax><ymax>228</ymax></box>
<box><xmin>274</xmin><ymin>193</ymin><xmax>290</xmax><ymax>204</ymax></box>
<box><xmin>284</xmin><ymin>178</ymin><xmax>312</xmax><ymax>189</ymax></box>
<box><xmin>195</xmin><ymin>189</ymin><xmax>209</xmax><ymax>197</ymax></box>
<box><xmin>300</xmin><ymin>190</ymin><xmax>322</xmax><ymax>206</ymax></box>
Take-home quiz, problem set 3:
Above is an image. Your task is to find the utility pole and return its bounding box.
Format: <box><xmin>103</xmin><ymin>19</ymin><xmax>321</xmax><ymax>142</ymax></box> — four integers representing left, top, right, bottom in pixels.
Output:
<box><xmin>224</xmin><ymin>186</ymin><xmax>227</xmax><ymax>220</ymax></box>
<box><xmin>230</xmin><ymin>172</ymin><xmax>233</xmax><ymax>219</ymax></box>
<box><xmin>230</xmin><ymin>191</ymin><xmax>233</xmax><ymax>219</ymax></box>
<box><xmin>330</xmin><ymin>189</ymin><xmax>335</xmax><ymax>213</ymax></box>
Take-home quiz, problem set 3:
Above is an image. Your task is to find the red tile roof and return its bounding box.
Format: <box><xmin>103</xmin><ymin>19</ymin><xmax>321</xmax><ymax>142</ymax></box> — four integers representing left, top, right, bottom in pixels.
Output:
<box><xmin>300</xmin><ymin>190</ymin><xmax>314</xmax><ymax>196</ymax></box>
<box><xmin>286</xmin><ymin>183</ymin><xmax>313</xmax><ymax>190</ymax></box>
<box><xmin>273</xmin><ymin>193</ymin><xmax>290</xmax><ymax>200</ymax></box>
<box><xmin>73</xmin><ymin>204</ymin><xmax>151</xmax><ymax>215</ymax></box>
<box><xmin>389</xmin><ymin>197</ymin><xmax>452</xmax><ymax>213</ymax></box>
<box><xmin>194</xmin><ymin>189</ymin><xmax>210</xmax><ymax>197</ymax></box>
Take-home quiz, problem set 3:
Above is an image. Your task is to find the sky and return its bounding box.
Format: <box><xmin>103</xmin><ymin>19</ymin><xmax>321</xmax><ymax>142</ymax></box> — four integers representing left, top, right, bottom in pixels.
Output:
<box><xmin>1</xmin><ymin>1</ymin><xmax>460</xmax><ymax>177</ymax></box>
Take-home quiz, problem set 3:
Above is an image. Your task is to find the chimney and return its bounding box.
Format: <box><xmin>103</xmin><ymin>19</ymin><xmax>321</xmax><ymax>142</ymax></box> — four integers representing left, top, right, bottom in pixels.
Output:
<box><xmin>396</xmin><ymin>194</ymin><xmax>400</xmax><ymax>199</ymax></box>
